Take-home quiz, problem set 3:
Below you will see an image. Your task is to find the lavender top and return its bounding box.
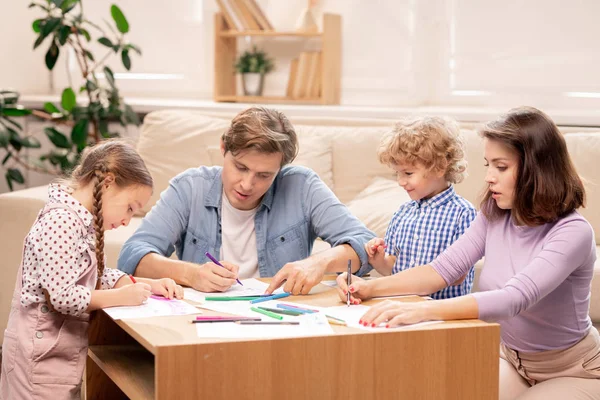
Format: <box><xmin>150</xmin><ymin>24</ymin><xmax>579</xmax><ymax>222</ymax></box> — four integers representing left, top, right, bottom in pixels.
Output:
<box><xmin>431</xmin><ymin>211</ymin><xmax>596</xmax><ymax>352</ymax></box>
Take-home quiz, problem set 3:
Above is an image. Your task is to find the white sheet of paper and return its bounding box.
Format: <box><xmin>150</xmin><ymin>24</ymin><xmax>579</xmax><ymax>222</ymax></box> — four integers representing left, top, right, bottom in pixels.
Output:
<box><xmin>103</xmin><ymin>297</ymin><xmax>200</xmax><ymax>320</ymax></box>
<box><xmin>195</xmin><ymin>307</ymin><xmax>333</xmax><ymax>339</ymax></box>
<box><xmin>183</xmin><ymin>278</ymin><xmax>284</xmax><ymax>303</ymax></box>
<box><xmin>324</xmin><ymin>305</ymin><xmax>441</xmax><ymax>331</ymax></box>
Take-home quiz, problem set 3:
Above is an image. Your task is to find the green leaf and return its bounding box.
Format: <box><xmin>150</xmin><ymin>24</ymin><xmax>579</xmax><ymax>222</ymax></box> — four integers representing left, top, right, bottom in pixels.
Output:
<box><xmin>7</xmin><ymin>168</ymin><xmax>25</xmax><ymax>184</ymax></box>
<box><xmin>0</xmin><ymin>129</ymin><xmax>9</xmax><ymax>147</ymax></box>
<box><xmin>110</xmin><ymin>5</ymin><xmax>129</xmax><ymax>33</ymax></box>
<box><xmin>41</xmin><ymin>17</ymin><xmax>61</xmax><ymax>38</ymax></box>
<box><xmin>60</xmin><ymin>0</ymin><xmax>79</xmax><ymax>12</ymax></box>
<box><xmin>43</xmin><ymin>102</ymin><xmax>61</xmax><ymax>114</ymax></box>
<box><xmin>5</xmin><ymin>172</ymin><xmax>13</xmax><ymax>191</ymax></box>
<box><xmin>58</xmin><ymin>25</ymin><xmax>70</xmax><ymax>45</ymax></box>
<box><xmin>124</xmin><ymin>104</ymin><xmax>140</xmax><ymax>125</ymax></box>
<box><xmin>33</xmin><ymin>33</ymin><xmax>47</xmax><ymax>50</ymax></box>
<box><xmin>21</xmin><ymin>136</ymin><xmax>41</xmax><ymax>149</ymax></box>
<box><xmin>45</xmin><ymin>41</ymin><xmax>60</xmax><ymax>70</ymax></box>
<box><xmin>2</xmin><ymin>152</ymin><xmax>11</xmax><ymax>165</ymax></box>
<box><xmin>3</xmin><ymin>117</ymin><xmax>23</xmax><ymax>131</ymax></box>
<box><xmin>44</xmin><ymin>127</ymin><xmax>71</xmax><ymax>149</ymax></box>
<box><xmin>103</xmin><ymin>66</ymin><xmax>115</xmax><ymax>87</ymax></box>
<box><xmin>79</xmin><ymin>28</ymin><xmax>91</xmax><ymax>41</ymax></box>
<box><xmin>85</xmin><ymin>79</ymin><xmax>97</xmax><ymax>91</ymax></box>
<box><xmin>98</xmin><ymin>119</ymin><xmax>108</xmax><ymax>136</ymax></box>
<box><xmin>51</xmin><ymin>0</ymin><xmax>64</xmax><ymax>7</ymax></box>
<box><xmin>124</xmin><ymin>43</ymin><xmax>141</xmax><ymax>55</ymax></box>
<box><xmin>61</xmin><ymin>88</ymin><xmax>76</xmax><ymax>112</ymax></box>
<box><xmin>1</xmin><ymin>106</ymin><xmax>32</xmax><ymax>117</ymax></box>
<box><xmin>98</xmin><ymin>37</ymin><xmax>114</xmax><ymax>48</ymax></box>
<box><xmin>121</xmin><ymin>49</ymin><xmax>131</xmax><ymax>70</ymax></box>
<box><xmin>71</xmin><ymin>118</ymin><xmax>88</xmax><ymax>147</ymax></box>
<box><xmin>84</xmin><ymin>50</ymin><xmax>94</xmax><ymax>61</ymax></box>
<box><xmin>32</xmin><ymin>19</ymin><xmax>43</xmax><ymax>33</ymax></box>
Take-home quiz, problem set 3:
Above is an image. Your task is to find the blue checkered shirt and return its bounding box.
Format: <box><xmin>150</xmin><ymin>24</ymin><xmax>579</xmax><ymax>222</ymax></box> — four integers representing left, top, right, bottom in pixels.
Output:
<box><xmin>384</xmin><ymin>185</ymin><xmax>477</xmax><ymax>299</ymax></box>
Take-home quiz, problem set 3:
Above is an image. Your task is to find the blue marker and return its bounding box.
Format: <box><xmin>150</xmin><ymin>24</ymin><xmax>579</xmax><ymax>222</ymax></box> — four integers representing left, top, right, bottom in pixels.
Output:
<box><xmin>250</xmin><ymin>292</ymin><xmax>291</xmax><ymax>304</ymax></box>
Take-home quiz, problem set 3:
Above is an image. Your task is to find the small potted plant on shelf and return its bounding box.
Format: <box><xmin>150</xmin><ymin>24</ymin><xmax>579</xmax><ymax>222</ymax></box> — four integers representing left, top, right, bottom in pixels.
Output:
<box><xmin>234</xmin><ymin>46</ymin><xmax>274</xmax><ymax>96</ymax></box>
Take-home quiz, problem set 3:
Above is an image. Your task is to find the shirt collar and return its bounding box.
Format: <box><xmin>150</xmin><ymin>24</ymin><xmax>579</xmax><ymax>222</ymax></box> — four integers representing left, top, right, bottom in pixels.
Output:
<box><xmin>415</xmin><ymin>185</ymin><xmax>456</xmax><ymax>209</ymax></box>
<box><xmin>48</xmin><ymin>183</ymin><xmax>94</xmax><ymax>227</ymax></box>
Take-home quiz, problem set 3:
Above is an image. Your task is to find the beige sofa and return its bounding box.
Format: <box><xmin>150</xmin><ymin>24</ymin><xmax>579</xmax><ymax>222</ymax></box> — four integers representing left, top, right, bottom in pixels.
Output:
<box><xmin>1</xmin><ymin>110</ymin><xmax>600</xmax><ymax>345</ymax></box>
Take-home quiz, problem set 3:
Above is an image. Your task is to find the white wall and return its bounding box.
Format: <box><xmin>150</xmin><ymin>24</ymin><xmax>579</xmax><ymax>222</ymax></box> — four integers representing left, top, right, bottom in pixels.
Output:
<box><xmin>2</xmin><ymin>0</ymin><xmax>600</xmax><ymax>193</ymax></box>
<box><xmin>2</xmin><ymin>0</ymin><xmax>600</xmax><ymax>108</ymax></box>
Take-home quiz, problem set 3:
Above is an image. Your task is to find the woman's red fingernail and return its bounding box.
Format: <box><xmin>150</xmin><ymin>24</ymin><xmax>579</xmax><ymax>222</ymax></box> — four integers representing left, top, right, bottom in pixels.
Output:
<box><xmin>343</xmin><ymin>290</ymin><xmax>347</xmax><ymax>295</ymax></box>
<box><xmin>359</xmin><ymin>320</ymin><xmax>363</xmax><ymax>324</ymax></box>
<box><xmin>371</xmin><ymin>323</ymin><xmax>376</xmax><ymax>327</ymax></box>
<box><xmin>386</xmin><ymin>324</ymin><xmax>390</xmax><ymax>328</ymax></box>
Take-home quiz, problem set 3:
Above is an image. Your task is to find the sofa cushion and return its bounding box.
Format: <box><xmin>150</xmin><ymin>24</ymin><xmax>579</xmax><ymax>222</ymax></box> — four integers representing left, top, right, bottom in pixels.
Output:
<box><xmin>564</xmin><ymin>133</ymin><xmax>600</xmax><ymax>242</ymax></box>
<box><xmin>346</xmin><ymin>177</ymin><xmax>410</xmax><ymax>238</ymax></box>
<box><xmin>136</xmin><ymin>111</ymin><xmax>229</xmax><ymax>214</ymax></box>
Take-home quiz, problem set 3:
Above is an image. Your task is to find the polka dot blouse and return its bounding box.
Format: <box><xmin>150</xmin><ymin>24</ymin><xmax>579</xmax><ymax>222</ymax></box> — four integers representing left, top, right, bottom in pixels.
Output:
<box><xmin>20</xmin><ymin>184</ymin><xmax>125</xmax><ymax>316</ymax></box>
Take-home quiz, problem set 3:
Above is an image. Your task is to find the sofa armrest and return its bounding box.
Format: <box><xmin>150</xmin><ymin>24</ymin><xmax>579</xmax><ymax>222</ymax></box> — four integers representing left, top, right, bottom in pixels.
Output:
<box><xmin>0</xmin><ymin>185</ymin><xmax>48</xmax><ymax>346</ymax></box>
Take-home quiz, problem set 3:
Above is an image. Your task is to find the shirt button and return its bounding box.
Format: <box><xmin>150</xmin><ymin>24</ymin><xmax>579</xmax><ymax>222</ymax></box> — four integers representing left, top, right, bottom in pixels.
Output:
<box><xmin>35</xmin><ymin>331</ymin><xmax>43</xmax><ymax>339</ymax></box>
<box><xmin>41</xmin><ymin>305</ymin><xmax>49</xmax><ymax>313</ymax></box>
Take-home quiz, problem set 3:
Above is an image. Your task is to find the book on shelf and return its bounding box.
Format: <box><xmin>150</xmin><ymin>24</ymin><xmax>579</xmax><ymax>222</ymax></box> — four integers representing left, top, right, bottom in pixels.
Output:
<box><xmin>215</xmin><ymin>0</ymin><xmax>273</xmax><ymax>32</ymax></box>
<box><xmin>288</xmin><ymin>51</ymin><xmax>321</xmax><ymax>99</ymax></box>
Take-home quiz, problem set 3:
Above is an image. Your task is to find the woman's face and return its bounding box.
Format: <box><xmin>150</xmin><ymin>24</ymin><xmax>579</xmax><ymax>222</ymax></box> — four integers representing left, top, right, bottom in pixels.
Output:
<box><xmin>483</xmin><ymin>138</ymin><xmax>519</xmax><ymax>209</ymax></box>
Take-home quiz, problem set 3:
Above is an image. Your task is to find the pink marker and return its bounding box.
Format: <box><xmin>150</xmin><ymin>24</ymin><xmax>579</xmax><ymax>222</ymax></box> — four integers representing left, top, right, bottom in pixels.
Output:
<box><xmin>150</xmin><ymin>295</ymin><xmax>171</xmax><ymax>301</ymax></box>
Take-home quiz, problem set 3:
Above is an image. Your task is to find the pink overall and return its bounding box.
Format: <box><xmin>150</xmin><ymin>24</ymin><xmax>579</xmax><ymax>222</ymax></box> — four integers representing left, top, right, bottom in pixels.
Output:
<box><xmin>0</xmin><ymin>203</ymin><xmax>97</xmax><ymax>400</ymax></box>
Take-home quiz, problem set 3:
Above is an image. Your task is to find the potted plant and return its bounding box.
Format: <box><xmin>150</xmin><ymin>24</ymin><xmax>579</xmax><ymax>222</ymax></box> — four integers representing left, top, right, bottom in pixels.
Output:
<box><xmin>234</xmin><ymin>46</ymin><xmax>274</xmax><ymax>96</ymax></box>
<box><xmin>0</xmin><ymin>1</ymin><xmax>140</xmax><ymax>191</ymax></box>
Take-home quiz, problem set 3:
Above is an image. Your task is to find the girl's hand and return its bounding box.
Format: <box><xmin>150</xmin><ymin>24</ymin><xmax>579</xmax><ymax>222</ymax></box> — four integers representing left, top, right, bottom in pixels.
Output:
<box><xmin>364</xmin><ymin>238</ymin><xmax>386</xmax><ymax>262</ymax></box>
<box><xmin>118</xmin><ymin>283</ymin><xmax>151</xmax><ymax>306</ymax></box>
<box><xmin>148</xmin><ymin>278</ymin><xmax>184</xmax><ymax>300</ymax></box>
<box><xmin>359</xmin><ymin>300</ymin><xmax>429</xmax><ymax>328</ymax></box>
<box><xmin>335</xmin><ymin>273</ymin><xmax>373</xmax><ymax>304</ymax></box>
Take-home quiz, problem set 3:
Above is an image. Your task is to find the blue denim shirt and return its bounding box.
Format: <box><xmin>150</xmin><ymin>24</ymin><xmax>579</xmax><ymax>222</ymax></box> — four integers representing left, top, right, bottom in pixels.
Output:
<box><xmin>118</xmin><ymin>165</ymin><xmax>374</xmax><ymax>277</ymax></box>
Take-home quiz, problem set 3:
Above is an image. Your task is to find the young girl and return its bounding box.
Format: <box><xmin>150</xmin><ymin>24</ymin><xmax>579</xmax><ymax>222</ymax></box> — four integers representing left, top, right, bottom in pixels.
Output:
<box><xmin>0</xmin><ymin>140</ymin><xmax>183</xmax><ymax>400</ymax></box>
<box><xmin>338</xmin><ymin>107</ymin><xmax>600</xmax><ymax>399</ymax></box>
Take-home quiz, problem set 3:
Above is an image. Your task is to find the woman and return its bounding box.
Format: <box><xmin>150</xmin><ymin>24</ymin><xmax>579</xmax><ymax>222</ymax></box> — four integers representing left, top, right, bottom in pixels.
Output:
<box><xmin>338</xmin><ymin>106</ymin><xmax>600</xmax><ymax>399</ymax></box>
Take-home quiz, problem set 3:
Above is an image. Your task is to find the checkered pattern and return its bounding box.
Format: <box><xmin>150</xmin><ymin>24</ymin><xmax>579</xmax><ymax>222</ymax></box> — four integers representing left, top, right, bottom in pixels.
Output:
<box><xmin>384</xmin><ymin>185</ymin><xmax>477</xmax><ymax>299</ymax></box>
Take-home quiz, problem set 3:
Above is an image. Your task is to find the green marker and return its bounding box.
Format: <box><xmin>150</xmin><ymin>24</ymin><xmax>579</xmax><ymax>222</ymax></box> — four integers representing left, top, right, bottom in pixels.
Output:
<box><xmin>251</xmin><ymin>306</ymin><xmax>284</xmax><ymax>320</ymax></box>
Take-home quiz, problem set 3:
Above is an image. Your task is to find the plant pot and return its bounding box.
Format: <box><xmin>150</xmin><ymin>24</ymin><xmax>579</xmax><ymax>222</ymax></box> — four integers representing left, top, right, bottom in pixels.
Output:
<box><xmin>242</xmin><ymin>73</ymin><xmax>265</xmax><ymax>96</ymax></box>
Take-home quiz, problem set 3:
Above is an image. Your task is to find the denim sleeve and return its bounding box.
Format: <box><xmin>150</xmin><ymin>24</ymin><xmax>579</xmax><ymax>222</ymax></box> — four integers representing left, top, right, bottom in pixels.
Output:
<box><xmin>302</xmin><ymin>171</ymin><xmax>375</xmax><ymax>276</ymax></box>
<box><xmin>117</xmin><ymin>174</ymin><xmax>193</xmax><ymax>275</ymax></box>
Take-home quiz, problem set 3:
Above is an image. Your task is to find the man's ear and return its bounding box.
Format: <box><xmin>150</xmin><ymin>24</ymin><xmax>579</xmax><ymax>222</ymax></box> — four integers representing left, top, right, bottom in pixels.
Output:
<box><xmin>220</xmin><ymin>138</ymin><xmax>226</xmax><ymax>157</ymax></box>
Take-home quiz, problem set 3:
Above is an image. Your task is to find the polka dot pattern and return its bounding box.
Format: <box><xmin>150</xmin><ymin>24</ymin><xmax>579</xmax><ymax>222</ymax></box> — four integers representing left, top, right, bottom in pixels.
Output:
<box><xmin>19</xmin><ymin>184</ymin><xmax>125</xmax><ymax>316</ymax></box>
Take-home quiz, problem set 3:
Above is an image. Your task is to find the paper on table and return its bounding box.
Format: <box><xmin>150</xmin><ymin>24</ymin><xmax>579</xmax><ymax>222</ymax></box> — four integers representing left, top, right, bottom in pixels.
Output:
<box><xmin>103</xmin><ymin>297</ymin><xmax>200</xmax><ymax>320</ymax></box>
<box><xmin>183</xmin><ymin>278</ymin><xmax>284</xmax><ymax>303</ymax></box>
<box><xmin>195</xmin><ymin>307</ymin><xmax>333</xmax><ymax>339</ymax></box>
<box><xmin>324</xmin><ymin>305</ymin><xmax>441</xmax><ymax>331</ymax></box>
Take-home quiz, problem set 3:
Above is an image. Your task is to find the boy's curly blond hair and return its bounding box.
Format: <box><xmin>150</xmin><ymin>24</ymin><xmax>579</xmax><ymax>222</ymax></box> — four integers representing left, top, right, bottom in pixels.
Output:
<box><xmin>378</xmin><ymin>116</ymin><xmax>467</xmax><ymax>184</ymax></box>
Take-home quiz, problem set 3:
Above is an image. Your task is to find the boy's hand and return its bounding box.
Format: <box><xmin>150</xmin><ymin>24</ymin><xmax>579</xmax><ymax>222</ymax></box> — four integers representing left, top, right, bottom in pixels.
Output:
<box><xmin>335</xmin><ymin>273</ymin><xmax>373</xmax><ymax>304</ymax></box>
<box><xmin>148</xmin><ymin>278</ymin><xmax>184</xmax><ymax>300</ymax></box>
<box><xmin>365</xmin><ymin>238</ymin><xmax>386</xmax><ymax>261</ymax></box>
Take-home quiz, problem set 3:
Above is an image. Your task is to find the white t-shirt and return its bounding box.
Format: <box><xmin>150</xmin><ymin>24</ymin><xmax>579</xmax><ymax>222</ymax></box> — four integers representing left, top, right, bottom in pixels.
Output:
<box><xmin>219</xmin><ymin>191</ymin><xmax>260</xmax><ymax>279</ymax></box>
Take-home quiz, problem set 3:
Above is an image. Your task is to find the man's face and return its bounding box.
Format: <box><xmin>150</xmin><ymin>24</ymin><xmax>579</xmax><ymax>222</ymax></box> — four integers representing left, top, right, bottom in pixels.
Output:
<box><xmin>220</xmin><ymin>141</ymin><xmax>282</xmax><ymax>210</ymax></box>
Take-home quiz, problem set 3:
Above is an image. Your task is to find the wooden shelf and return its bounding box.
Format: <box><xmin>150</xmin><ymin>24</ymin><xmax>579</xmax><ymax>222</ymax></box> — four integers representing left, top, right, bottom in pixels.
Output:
<box><xmin>219</xmin><ymin>30</ymin><xmax>321</xmax><ymax>38</ymax></box>
<box><xmin>215</xmin><ymin>95</ymin><xmax>322</xmax><ymax>104</ymax></box>
<box><xmin>88</xmin><ymin>345</ymin><xmax>155</xmax><ymax>400</ymax></box>
<box><xmin>214</xmin><ymin>13</ymin><xmax>341</xmax><ymax>105</ymax></box>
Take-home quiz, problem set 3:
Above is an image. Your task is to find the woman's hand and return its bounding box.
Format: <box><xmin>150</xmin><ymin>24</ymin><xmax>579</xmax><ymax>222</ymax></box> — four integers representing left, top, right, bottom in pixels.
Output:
<box><xmin>359</xmin><ymin>300</ymin><xmax>429</xmax><ymax>328</ymax></box>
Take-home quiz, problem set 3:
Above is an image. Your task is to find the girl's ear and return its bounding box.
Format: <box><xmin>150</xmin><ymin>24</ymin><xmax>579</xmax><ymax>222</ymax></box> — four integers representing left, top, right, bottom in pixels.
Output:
<box><xmin>104</xmin><ymin>172</ymin><xmax>116</xmax><ymax>188</ymax></box>
<box><xmin>220</xmin><ymin>138</ymin><xmax>226</xmax><ymax>157</ymax></box>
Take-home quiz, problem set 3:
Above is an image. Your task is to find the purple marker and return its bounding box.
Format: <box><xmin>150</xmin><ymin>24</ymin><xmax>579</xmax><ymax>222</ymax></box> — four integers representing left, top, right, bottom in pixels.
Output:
<box><xmin>205</xmin><ymin>252</ymin><xmax>243</xmax><ymax>286</ymax></box>
<box><xmin>150</xmin><ymin>294</ymin><xmax>171</xmax><ymax>301</ymax></box>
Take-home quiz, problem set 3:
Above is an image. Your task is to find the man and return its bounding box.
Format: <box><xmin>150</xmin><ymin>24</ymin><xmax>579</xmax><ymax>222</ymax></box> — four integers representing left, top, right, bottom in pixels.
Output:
<box><xmin>118</xmin><ymin>107</ymin><xmax>374</xmax><ymax>295</ymax></box>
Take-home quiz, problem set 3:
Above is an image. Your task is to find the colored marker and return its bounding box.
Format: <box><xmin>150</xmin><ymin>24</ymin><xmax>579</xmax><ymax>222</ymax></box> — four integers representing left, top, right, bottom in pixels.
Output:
<box><xmin>205</xmin><ymin>252</ymin><xmax>243</xmax><ymax>286</ymax></box>
<box><xmin>276</xmin><ymin>304</ymin><xmax>318</xmax><ymax>314</ymax></box>
<box><xmin>250</xmin><ymin>292</ymin><xmax>291</xmax><ymax>304</ymax></box>
<box><xmin>204</xmin><ymin>296</ymin><xmax>263</xmax><ymax>301</ymax></box>
<box><xmin>250</xmin><ymin>306</ymin><xmax>283</xmax><ymax>320</ymax></box>
<box><xmin>235</xmin><ymin>321</ymin><xmax>300</xmax><ymax>325</ymax></box>
<box><xmin>257</xmin><ymin>306</ymin><xmax>302</xmax><ymax>316</ymax></box>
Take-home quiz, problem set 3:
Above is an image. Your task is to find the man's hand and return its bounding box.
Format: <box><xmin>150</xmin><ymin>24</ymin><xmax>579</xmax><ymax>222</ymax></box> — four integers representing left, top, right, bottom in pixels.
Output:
<box><xmin>185</xmin><ymin>261</ymin><xmax>240</xmax><ymax>292</ymax></box>
<box><xmin>265</xmin><ymin>258</ymin><xmax>328</xmax><ymax>295</ymax></box>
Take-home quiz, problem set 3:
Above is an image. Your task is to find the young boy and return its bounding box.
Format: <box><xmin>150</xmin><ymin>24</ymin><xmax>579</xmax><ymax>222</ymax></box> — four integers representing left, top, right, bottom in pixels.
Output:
<box><xmin>366</xmin><ymin>116</ymin><xmax>477</xmax><ymax>299</ymax></box>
